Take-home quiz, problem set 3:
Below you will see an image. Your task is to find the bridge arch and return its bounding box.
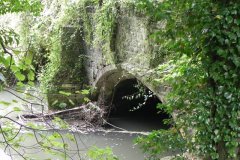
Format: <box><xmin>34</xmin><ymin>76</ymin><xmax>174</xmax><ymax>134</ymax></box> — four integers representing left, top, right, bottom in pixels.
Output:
<box><xmin>93</xmin><ymin>65</ymin><xmax>134</xmax><ymax>106</ymax></box>
<box><xmin>93</xmin><ymin>66</ymin><xmax>169</xmax><ymax>130</ymax></box>
<box><xmin>93</xmin><ymin>65</ymin><xmax>166</xmax><ymax>106</ymax></box>
<box><xmin>95</xmin><ymin>67</ymin><xmax>169</xmax><ymax>131</ymax></box>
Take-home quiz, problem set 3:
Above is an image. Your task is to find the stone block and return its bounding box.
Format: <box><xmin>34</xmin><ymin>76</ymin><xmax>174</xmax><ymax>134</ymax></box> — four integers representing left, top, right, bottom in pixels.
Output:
<box><xmin>47</xmin><ymin>83</ymin><xmax>86</xmax><ymax>109</ymax></box>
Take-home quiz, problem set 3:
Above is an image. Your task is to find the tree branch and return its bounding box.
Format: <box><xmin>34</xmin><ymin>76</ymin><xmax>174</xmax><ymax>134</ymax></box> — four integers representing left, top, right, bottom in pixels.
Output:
<box><xmin>0</xmin><ymin>41</ymin><xmax>13</xmax><ymax>73</ymax></box>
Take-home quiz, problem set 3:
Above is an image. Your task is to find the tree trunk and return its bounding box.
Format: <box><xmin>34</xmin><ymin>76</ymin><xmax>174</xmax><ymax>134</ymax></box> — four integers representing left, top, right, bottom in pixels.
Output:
<box><xmin>216</xmin><ymin>141</ymin><xmax>228</xmax><ymax>160</ymax></box>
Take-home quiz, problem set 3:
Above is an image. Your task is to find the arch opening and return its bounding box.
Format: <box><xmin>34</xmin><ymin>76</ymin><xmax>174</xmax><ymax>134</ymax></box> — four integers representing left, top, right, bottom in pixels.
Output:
<box><xmin>107</xmin><ymin>78</ymin><xmax>169</xmax><ymax>131</ymax></box>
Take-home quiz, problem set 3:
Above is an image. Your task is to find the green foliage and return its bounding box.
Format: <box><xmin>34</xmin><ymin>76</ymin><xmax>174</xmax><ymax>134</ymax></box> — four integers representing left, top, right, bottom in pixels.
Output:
<box><xmin>52</xmin><ymin>117</ymin><xmax>69</xmax><ymax>129</ymax></box>
<box><xmin>135</xmin><ymin>129</ymin><xmax>187</xmax><ymax>160</ymax></box>
<box><xmin>59</xmin><ymin>91</ymin><xmax>72</xmax><ymax>96</ymax></box>
<box><xmin>87</xmin><ymin>146</ymin><xmax>119</xmax><ymax>160</ymax></box>
<box><xmin>0</xmin><ymin>122</ymin><xmax>24</xmax><ymax>148</ymax></box>
<box><xmin>48</xmin><ymin>87</ymin><xmax>92</xmax><ymax>109</ymax></box>
<box><xmin>37</xmin><ymin>32</ymin><xmax>61</xmax><ymax>92</ymax></box>
<box><xmin>0</xmin><ymin>0</ymin><xmax>41</xmax><ymax>88</ymax></box>
<box><xmin>0</xmin><ymin>2</ymin><xmax>79</xmax><ymax>159</ymax></box>
<box><xmin>93</xmin><ymin>0</ymin><xmax>118</xmax><ymax>64</ymax></box>
<box><xmin>0</xmin><ymin>0</ymin><xmax>42</xmax><ymax>15</ymax></box>
<box><xmin>21</xmin><ymin>0</ymin><xmax>96</xmax><ymax>95</ymax></box>
<box><xmin>136</xmin><ymin>0</ymin><xmax>240</xmax><ymax>159</ymax></box>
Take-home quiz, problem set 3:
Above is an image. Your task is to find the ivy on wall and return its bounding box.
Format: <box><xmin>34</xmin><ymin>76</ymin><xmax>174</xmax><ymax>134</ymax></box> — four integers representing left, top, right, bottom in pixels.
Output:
<box><xmin>136</xmin><ymin>0</ymin><xmax>240</xmax><ymax>159</ymax></box>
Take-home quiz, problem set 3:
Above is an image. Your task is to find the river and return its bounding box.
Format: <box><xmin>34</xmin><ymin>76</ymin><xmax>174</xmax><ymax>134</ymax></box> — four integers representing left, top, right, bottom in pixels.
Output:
<box><xmin>0</xmin><ymin>88</ymin><xmax>169</xmax><ymax>160</ymax></box>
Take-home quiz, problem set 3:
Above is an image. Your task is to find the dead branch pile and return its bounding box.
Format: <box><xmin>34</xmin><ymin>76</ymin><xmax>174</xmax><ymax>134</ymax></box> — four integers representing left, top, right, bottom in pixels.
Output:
<box><xmin>21</xmin><ymin>102</ymin><xmax>105</xmax><ymax>126</ymax></box>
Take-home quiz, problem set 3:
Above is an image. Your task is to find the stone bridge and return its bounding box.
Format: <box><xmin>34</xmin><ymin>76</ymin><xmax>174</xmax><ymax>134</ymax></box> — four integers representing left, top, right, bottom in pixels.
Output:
<box><xmin>47</xmin><ymin>5</ymin><xmax>170</xmax><ymax>109</ymax></box>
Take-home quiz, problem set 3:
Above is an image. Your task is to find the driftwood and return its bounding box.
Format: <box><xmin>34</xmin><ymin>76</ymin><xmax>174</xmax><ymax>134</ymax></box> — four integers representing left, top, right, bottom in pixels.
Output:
<box><xmin>20</xmin><ymin>103</ymin><xmax>151</xmax><ymax>136</ymax></box>
<box><xmin>22</xmin><ymin>106</ymin><xmax>86</xmax><ymax>120</ymax></box>
<box><xmin>21</xmin><ymin>102</ymin><xmax>105</xmax><ymax>126</ymax></box>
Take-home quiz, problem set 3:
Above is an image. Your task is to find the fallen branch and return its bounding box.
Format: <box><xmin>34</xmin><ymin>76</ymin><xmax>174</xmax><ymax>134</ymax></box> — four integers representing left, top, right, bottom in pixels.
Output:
<box><xmin>21</xmin><ymin>105</ymin><xmax>86</xmax><ymax>120</ymax></box>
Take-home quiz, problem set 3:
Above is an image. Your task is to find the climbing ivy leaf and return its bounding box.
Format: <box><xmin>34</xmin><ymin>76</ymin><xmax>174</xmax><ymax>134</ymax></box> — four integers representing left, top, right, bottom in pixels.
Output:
<box><xmin>15</xmin><ymin>72</ymin><xmax>25</xmax><ymax>81</ymax></box>
<box><xmin>27</xmin><ymin>70</ymin><xmax>35</xmax><ymax>81</ymax></box>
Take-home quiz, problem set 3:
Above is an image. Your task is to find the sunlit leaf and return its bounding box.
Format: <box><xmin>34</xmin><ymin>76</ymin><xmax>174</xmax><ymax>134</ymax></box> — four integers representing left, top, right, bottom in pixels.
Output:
<box><xmin>81</xmin><ymin>89</ymin><xmax>90</xmax><ymax>95</ymax></box>
<box><xmin>59</xmin><ymin>91</ymin><xmax>71</xmax><ymax>96</ymax></box>
<box><xmin>15</xmin><ymin>72</ymin><xmax>26</xmax><ymax>81</ymax></box>
<box><xmin>25</xmin><ymin>58</ymin><xmax>32</xmax><ymax>65</ymax></box>
<box><xmin>27</xmin><ymin>70</ymin><xmax>35</xmax><ymax>81</ymax></box>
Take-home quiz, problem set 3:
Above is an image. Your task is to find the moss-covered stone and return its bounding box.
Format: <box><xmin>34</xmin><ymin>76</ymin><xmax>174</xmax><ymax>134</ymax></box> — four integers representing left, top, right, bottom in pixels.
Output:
<box><xmin>46</xmin><ymin>26</ymin><xmax>89</xmax><ymax>109</ymax></box>
<box><xmin>45</xmin><ymin>1</ymin><xmax>168</xmax><ymax>109</ymax></box>
<box><xmin>47</xmin><ymin>83</ymin><xmax>86</xmax><ymax>109</ymax></box>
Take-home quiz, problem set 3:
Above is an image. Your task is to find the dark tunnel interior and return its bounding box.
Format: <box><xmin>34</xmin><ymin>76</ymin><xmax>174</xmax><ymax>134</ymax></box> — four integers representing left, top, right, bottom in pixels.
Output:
<box><xmin>107</xmin><ymin>78</ymin><xmax>170</xmax><ymax>131</ymax></box>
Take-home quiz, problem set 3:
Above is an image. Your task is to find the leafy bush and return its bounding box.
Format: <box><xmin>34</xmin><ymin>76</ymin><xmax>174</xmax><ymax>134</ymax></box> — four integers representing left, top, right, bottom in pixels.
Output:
<box><xmin>136</xmin><ymin>0</ymin><xmax>240</xmax><ymax>159</ymax></box>
<box><xmin>135</xmin><ymin>129</ymin><xmax>186</xmax><ymax>160</ymax></box>
<box><xmin>87</xmin><ymin>146</ymin><xmax>119</xmax><ymax>160</ymax></box>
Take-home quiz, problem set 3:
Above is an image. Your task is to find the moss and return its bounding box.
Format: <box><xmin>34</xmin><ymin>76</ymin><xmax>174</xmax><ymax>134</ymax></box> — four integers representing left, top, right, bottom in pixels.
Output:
<box><xmin>38</xmin><ymin>0</ymin><xmax>164</xmax><ymax>109</ymax></box>
<box><xmin>47</xmin><ymin>84</ymin><xmax>85</xmax><ymax>109</ymax></box>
